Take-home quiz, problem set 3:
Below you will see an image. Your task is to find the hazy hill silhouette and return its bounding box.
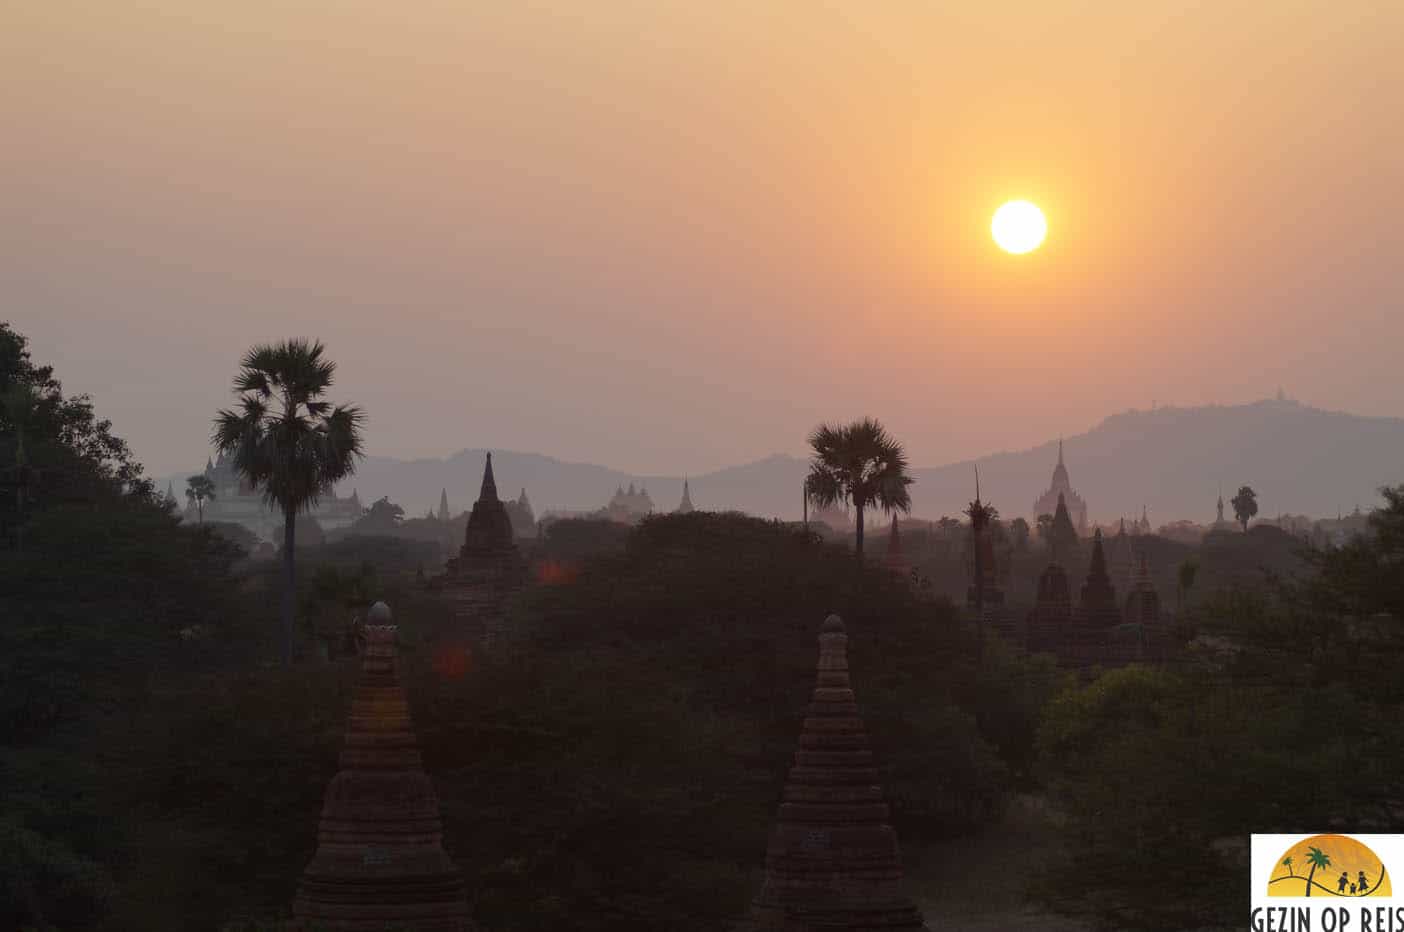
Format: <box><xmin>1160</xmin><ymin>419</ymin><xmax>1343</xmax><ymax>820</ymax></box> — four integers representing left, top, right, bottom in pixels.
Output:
<box><xmin>174</xmin><ymin>398</ymin><xmax>1403</xmax><ymax>524</ymax></box>
<box><xmin>915</xmin><ymin>398</ymin><xmax>1404</xmax><ymax>525</ymax></box>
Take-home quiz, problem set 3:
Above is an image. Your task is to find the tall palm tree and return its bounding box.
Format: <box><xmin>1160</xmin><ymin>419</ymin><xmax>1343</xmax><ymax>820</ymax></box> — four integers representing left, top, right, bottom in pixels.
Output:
<box><xmin>185</xmin><ymin>474</ymin><xmax>216</xmax><ymax>525</ymax></box>
<box><xmin>1303</xmin><ymin>845</ymin><xmax>1331</xmax><ymax>896</ymax></box>
<box><xmin>964</xmin><ymin>469</ymin><xmax>999</xmax><ymax>657</ymax></box>
<box><xmin>805</xmin><ymin>418</ymin><xmax>912</xmax><ymax>559</ymax></box>
<box><xmin>212</xmin><ymin>340</ymin><xmax>365</xmax><ymax>666</ymax></box>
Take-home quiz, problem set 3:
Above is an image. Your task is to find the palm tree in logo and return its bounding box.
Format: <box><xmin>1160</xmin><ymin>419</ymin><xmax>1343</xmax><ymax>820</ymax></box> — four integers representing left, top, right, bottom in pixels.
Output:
<box><xmin>1303</xmin><ymin>846</ymin><xmax>1332</xmax><ymax>896</ymax></box>
<box><xmin>1281</xmin><ymin>856</ymin><xmax>1294</xmax><ymax>878</ymax></box>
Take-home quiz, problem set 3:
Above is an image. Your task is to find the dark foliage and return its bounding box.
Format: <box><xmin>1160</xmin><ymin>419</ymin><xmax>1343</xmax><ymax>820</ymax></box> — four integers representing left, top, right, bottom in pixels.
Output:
<box><xmin>1034</xmin><ymin>485</ymin><xmax>1404</xmax><ymax>930</ymax></box>
<box><xmin>401</xmin><ymin>512</ymin><xmax>1056</xmax><ymax>931</ymax></box>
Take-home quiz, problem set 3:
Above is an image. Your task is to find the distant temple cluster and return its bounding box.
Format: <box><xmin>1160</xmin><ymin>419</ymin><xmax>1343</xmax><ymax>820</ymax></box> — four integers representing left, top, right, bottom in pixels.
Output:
<box><xmin>180</xmin><ymin>450</ymin><xmax>363</xmax><ymax>541</ymax></box>
<box><xmin>604</xmin><ymin>482</ymin><xmax>655</xmax><ymax>522</ymax></box>
<box><xmin>542</xmin><ymin>476</ymin><xmax>700</xmax><ymax>526</ymax></box>
<box><xmin>930</xmin><ymin>444</ymin><xmax>1176</xmax><ymax>670</ymax></box>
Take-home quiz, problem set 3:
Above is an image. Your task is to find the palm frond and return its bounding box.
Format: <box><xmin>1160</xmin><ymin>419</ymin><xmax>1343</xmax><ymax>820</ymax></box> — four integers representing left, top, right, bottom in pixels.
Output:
<box><xmin>805</xmin><ymin>465</ymin><xmax>844</xmax><ymax>508</ymax></box>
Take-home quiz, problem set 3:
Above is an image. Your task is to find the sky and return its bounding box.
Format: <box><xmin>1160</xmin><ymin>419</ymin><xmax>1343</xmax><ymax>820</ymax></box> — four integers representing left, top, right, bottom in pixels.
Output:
<box><xmin>4</xmin><ymin>1</ymin><xmax>1402</xmax><ymax>479</ymax></box>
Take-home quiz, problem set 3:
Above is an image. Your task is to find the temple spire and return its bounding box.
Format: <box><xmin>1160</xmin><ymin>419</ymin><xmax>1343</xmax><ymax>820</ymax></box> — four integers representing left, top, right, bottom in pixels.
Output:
<box><xmin>1058</xmin><ymin>436</ymin><xmax>1064</xmax><ymax>467</ymax></box>
<box><xmin>479</xmin><ymin>452</ymin><xmax>499</xmax><ymax>502</ymax></box>
<box><xmin>438</xmin><ymin>488</ymin><xmax>450</xmax><ymax>521</ymax></box>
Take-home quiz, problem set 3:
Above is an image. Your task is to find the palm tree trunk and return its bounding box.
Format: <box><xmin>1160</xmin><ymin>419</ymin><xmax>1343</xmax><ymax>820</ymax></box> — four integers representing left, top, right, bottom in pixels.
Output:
<box><xmin>973</xmin><ymin>530</ymin><xmax>985</xmax><ymax>662</ymax></box>
<box><xmin>282</xmin><ymin>507</ymin><xmax>296</xmax><ymax>666</ymax></box>
<box><xmin>854</xmin><ymin>503</ymin><xmax>865</xmax><ymax>558</ymax></box>
<box><xmin>1305</xmin><ymin>863</ymin><xmax>1317</xmax><ymax>897</ymax></box>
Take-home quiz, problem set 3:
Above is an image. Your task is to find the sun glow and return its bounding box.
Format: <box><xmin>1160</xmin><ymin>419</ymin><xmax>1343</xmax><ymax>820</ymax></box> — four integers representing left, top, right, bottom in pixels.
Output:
<box><xmin>991</xmin><ymin>200</ymin><xmax>1047</xmax><ymax>254</ymax></box>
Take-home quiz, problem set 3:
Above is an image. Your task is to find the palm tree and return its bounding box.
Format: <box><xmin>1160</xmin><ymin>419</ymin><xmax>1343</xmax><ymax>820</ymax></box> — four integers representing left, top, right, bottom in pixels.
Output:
<box><xmin>964</xmin><ymin>472</ymin><xmax>999</xmax><ymax>656</ymax></box>
<box><xmin>1232</xmin><ymin>485</ymin><xmax>1259</xmax><ymax>532</ymax></box>
<box><xmin>213</xmin><ymin>340</ymin><xmax>365</xmax><ymax>666</ymax></box>
<box><xmin>1303</xmin><ymin>845</ymin><xmax>1332</xmax><ymax>896</ymax></box>
<box><xmin>1281</xmin><ymin>856</ymin><xmax>1294</xmax><ymax>878</ymax></box>
<box><xmin>185</xmin><ymin>474</ymin><xmax>216</xmax><ymax>524</ymax></box>
<box><xmin>805</xmin><ymin>418</ymin><xmax>913</xmax><ymax>559</ymax></box>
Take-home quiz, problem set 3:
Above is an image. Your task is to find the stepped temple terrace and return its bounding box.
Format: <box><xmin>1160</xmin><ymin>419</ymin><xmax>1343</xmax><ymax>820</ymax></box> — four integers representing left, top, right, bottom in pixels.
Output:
<box><xmin>293</xmin><ymin>603</ymin><xmax>472</xmax><ymax>931</ymax></box>
<box><xmin>741</xmin><ymin>614</ymin><xmax>930</xmax><ymax>932</ymax></box>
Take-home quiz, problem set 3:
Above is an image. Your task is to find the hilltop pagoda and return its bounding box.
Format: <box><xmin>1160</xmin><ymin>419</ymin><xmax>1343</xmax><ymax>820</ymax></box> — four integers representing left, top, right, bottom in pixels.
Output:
<box><xmin>293</xmin><ymin>604</ymin><xmax>472</xmax><ymax>930</ymax></box>
<box><xmin>675</xmin><ymin>478</ymin><xmax>695</xmax><ymax>514</ymax></box>
<box><xmin>741</xmin><ymin>615</ymin><xmax>930</xmax><ymax>931</ymax></box>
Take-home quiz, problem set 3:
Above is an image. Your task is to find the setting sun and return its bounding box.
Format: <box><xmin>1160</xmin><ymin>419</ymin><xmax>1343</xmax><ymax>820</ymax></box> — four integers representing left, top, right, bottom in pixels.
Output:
<box><xmin>991</xmin><ymin>200</ymin><xmax>1047</xmax><ymax>254</ymax></box>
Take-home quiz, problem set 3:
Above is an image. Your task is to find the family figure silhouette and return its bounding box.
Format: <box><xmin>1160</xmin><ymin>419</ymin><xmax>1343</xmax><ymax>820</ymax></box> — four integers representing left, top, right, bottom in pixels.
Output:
<box><xmin>1336</xmin><ymin>871</ymin><xmax>1371</xmax><ymax>895</ymax></box>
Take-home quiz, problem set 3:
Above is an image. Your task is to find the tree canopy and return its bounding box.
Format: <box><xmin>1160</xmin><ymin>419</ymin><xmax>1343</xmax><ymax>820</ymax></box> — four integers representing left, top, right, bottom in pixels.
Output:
<box><xmin>805</xmin><ymin>417</ymin><xmax>912</xmax><ymax>557</ymax></box>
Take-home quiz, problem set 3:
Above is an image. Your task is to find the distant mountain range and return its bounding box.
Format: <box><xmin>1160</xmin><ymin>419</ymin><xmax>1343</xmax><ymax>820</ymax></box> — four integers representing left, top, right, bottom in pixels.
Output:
<box><xmin>162</xmin><ymin>399</ymin><xmax>1404</xmax><ymax>525</ymax></box>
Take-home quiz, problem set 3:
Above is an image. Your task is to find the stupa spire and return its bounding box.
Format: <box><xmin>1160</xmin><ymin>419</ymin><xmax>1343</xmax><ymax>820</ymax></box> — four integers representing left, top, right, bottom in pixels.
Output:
<box><xmin>479</xmin><ymin>452</ymin><xmax>499</xmax><ymax>502</ymax></box>
<box><xmin>438</xmin><ymin>488</ymin><xmax>450</xmax><ymax>521</ymax></box>
<box><xmin>743</xmin><ymin>616</ymin><xmax>928</xmax><ymax>930</ymax></box>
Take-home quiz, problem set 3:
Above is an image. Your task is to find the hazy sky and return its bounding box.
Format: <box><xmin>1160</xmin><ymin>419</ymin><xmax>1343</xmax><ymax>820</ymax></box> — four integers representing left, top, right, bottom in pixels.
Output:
<box><xmin>5</xmin><ymin>2</ymin><xmax>1401</xmax><ymax>478</ymax></box>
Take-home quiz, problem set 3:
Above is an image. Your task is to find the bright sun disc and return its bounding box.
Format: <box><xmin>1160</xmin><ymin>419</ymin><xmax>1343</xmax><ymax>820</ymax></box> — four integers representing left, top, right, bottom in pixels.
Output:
<box><xmin>991</xmin><ymin>200</ymin><xmax>1047</xmax><ymax>254</ymax></box>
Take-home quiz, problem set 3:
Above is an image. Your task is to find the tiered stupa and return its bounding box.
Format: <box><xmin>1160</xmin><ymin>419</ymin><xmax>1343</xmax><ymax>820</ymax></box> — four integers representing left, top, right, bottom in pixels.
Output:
<box><xmin>1110</xmin><ymin>520</ymin><xmax>1137</xmax><ymax>591</ymax></box>
<box><xmin>882</xmin><ymin>515</ymin><xmax>910</xmax><ymax>577</ymax></box>
<box><xmin>293</xmin><ymin>603</ymin><xmax>472</xmax><ymax>931</ymax></box>
<box><xmin>676</xmin><ymin>478</ymin><xmax>695</xmax><ymax>514</ymax></box>
<box><xmin>1077</xmin><ymin>529</ymin><xmax>1122</xmax><ymax>629</ymax></box>
<box><xmin>1046</xmin><ymin>493</ymin><xmax>1081</xmax><ymax>565</ymax></box>
<box><xmin>1123</xmin><ymin>554</ymin><xmax>1161</xmax><ymax>625</ymax></box>
<box><xmin>1026</xmin><ymin>559</ymin><xmax>1074</xmax><ymax>654</ymax></box>
<box><xmin>742</xmin><ymin>615</ymin><xmax>929</xmax><ymax>932</ymax></box>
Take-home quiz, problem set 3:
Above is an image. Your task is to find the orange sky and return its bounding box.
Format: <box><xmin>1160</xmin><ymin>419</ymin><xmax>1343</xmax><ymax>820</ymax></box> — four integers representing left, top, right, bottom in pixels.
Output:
<box><xmin>4</xmin><ymin>2</ymin><xmax>1402</xmax><ymax>476</ymax></box>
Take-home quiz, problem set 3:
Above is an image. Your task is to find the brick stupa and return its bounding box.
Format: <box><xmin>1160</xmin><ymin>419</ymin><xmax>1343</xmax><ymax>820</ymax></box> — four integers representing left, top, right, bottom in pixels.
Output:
<box><xmin>1122</xmin><ymin>553</ymin><xmax>1161</xmax><ymax>625</ymax></box>
<box><xmin>743</xmin><ymin>614</ymin><xmax>930</xmax><ymax>931</ymax></box>
<box><xmin>882</xmin><ymin>515</ymin><xmax>910</xmax><ymax>578</ymax></box>
<box><xmin>454</xmin><ymin>453</ymin><xmax>521</xmax><ymax>577</ymax></box>
<box><xmin>1026</xmin><ymin>559</ymin><xmax>1074</xmax><ymax>654</ymax></box>
<box><xmin>293</xmin><ymin>603</ymin><xmax>472</xmax><ymax>931</ymax></box>
<box><xmin>1077</xmin><ymin>529</ymin><xmax>1122</xmax><ymax>629</ymax></box>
